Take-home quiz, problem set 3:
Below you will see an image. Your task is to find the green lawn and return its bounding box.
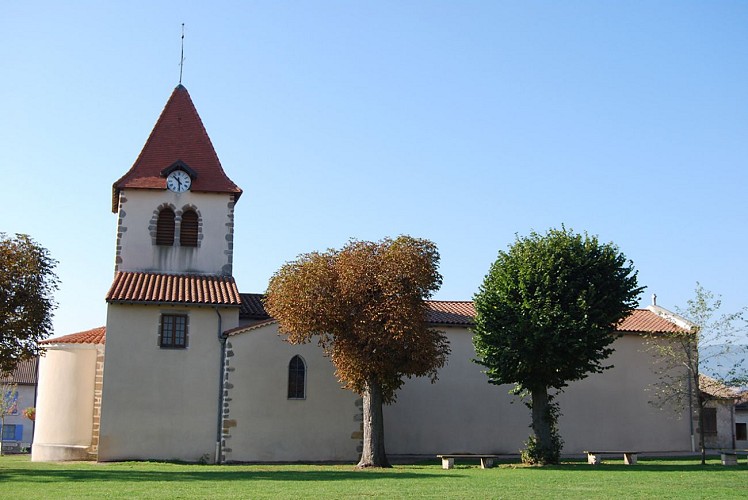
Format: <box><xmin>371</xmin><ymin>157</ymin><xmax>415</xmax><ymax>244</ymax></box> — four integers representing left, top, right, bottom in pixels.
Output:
<box><xmin>1</xmin><ymin>454</ymin><xmax>746</xmax><ymax>499</ymax></box>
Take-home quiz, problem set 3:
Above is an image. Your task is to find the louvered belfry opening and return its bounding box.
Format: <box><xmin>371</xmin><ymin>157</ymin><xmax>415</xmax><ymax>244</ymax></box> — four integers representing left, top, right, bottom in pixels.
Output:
<box><xmin>156</xmin><ymin>208</ymin><xmax>175</xmax><ymax>246</ymax></box>
<box><xmin>180</xmin><ymin>210</ymin><xmax>199</xmax><ymax>247</ymax></box>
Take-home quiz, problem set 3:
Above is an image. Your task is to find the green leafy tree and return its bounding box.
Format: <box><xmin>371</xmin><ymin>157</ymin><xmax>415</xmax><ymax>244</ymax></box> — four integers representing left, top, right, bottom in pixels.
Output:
<box><xmin>646</xmin><ymin>283</ymin><xmax>747</xmax><ymax>464</ymax></box>
<box><xmin>265</xmin><ymin>236</ymin><xmax>449</xmax><ymax>468</ymax></box>
<box><xmin>0</xmin><ymin>382</ymin><xmax>18</xmax><ymax>456</ymax></box>
<box><xmin>0</xmin><ymin>233</ymin><xmax>59</xmax><ymax>374</ymax></box>
<box><xmin>473</xmin><ymin>227</ymin><xmax>642</xmax><ymax>464</ymax></box>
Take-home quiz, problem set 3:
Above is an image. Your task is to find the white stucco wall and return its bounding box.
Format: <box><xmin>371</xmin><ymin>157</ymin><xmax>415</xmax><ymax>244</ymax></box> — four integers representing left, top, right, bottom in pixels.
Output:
<box><xmin>557</xmin><ymin>334</ymin><xmax>692</xmax><ymax>452</ymax></box>
<box><xmin>223</xmin><ymin>325</ymin><xmax>691</xmax><ymax>461</ymax></box>
<box><xmin>98</xmin><ymin>303</ymin><xmax>239</xmax><ymax>462</ymax></box>
<box><xmin>115</xmin><ymin>189</ymin><xmax>235</xmax><ymax>275</ymax></box>
<box><xmin>223</xmin><ymin>323</ymin><xmax>360</xmax><ymax>462</ymax></box>
<box><xmin>32</xmin><ymin>345</ymin><xmax>99</xmax><ymax>461</ymax></box>
<box><xmin>385</xmin><ymin>329</ymin><xmax>691</xmax><ymax>454</ymax></box>
<box><xmin>383</xmin><ymin>325</ymin><xmax>527</xmax><ymax>454</ymax></box>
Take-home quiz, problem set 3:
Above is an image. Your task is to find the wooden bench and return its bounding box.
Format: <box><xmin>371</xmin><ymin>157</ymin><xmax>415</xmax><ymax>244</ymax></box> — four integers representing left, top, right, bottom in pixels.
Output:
<box><xmin>437</xmin><ymin>454</ymin><xmax>501</xmax><ymax>469</ymax></box>
<box><xmin>584</xmin><ymin>450</ymin><xmax>638</xmax><ymax>465</ymax></box>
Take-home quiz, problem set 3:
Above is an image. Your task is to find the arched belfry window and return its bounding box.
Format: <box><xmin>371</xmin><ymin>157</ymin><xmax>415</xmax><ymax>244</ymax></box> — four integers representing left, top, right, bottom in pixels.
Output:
<box><xmin>180</xmin><ymin>209</ymin><xmax>199</xmax><ymax>247</ymax></box>
<box><xmin>288</xmin><ymin>355</ymin><xmax>306</xmax><ymax>400</ymax></box>
<box><xmin>156</xmin><ymin>208</ymin><xmax>175</xmax><ymax>246</ymax></box>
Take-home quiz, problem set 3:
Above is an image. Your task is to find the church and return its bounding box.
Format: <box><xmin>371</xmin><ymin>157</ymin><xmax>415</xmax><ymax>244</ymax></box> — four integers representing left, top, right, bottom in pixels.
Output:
<box><xmin>31</xmin><ymin>85</ymin><xmax>693</xmax><ymax>463</ymax></box>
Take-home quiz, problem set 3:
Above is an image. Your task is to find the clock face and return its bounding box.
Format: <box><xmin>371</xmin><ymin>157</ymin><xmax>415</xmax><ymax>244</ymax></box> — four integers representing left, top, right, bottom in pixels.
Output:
<box><xmin>166</xmin><ymin>170</ymin><xmax>192</xmax><ymax>193</ymax></box>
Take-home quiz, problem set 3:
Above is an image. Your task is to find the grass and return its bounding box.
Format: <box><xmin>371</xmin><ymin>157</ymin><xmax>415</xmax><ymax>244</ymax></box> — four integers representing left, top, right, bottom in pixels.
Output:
<box><xmin>1</xmin><ymin>454</ymin><xmax>747</xmax><ymax>499</ymax></box>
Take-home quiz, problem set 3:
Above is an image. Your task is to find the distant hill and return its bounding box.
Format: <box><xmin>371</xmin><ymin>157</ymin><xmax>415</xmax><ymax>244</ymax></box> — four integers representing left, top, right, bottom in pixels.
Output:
<box><xmin>699</xmin><ymin>344</ymin><xmax>747</xmax><ymax>384</ymax></box>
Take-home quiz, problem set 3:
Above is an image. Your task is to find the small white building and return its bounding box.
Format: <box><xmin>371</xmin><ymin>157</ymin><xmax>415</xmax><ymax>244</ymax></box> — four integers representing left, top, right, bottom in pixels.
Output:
<box><xmin>33</xmin><ymin>85</ymin><xmax>698</xmax><ymax>463</ymax></box>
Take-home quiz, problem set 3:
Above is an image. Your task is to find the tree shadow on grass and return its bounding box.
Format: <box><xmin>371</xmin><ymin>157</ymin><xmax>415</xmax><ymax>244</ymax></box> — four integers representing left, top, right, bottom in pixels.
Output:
<box><xmin>0</xmin><ymin>467</ymin><xmax>456</xmax><ymax>484</ymax></box>
<box><xmin>518</xmin><ymin>458</ymin><xmax>747</xmax><ymax>473</ymax></box>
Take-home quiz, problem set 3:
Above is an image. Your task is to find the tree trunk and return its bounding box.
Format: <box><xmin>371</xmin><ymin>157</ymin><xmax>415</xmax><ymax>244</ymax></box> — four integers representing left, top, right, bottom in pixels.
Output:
<box><xmin>698</xmin><ymin>406</ymin><xmax>706</xmax><ymax>465</ymax></box>
<box><xmin>697</xmin><ymin>391</ymin><xmax>706</xmax><ymax>465</ymax></box>
<box><xmin>690</xmin><ymin>344</ymin><xmax>707</xmax><ymax>465</ymax></box>
<box><xmin>357</xmin><ymin>376</ymin><xmax>391</xmax><ymax>468</ymax></box>
<box><xmin>531</xmin><ymin>386</ymin><xmax>554</xmax><ymax>463</ymax></box>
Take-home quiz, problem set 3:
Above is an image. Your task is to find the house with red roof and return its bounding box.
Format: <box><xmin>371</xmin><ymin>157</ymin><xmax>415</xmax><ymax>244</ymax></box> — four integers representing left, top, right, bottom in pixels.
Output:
<box><xmin>698</xmin><ymin>374</ymin><xmax>742</xmax><ymax>450</ymax></box>
<box><xmin>32</xmin><ymin>85</ymin><xmax>696</xmax><ymax>463</ymax></box>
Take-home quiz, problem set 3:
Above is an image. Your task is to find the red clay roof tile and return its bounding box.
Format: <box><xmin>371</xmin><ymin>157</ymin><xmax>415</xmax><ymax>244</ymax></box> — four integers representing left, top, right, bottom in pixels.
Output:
<box><xmin>617</xmin><ymin>309</ymin><xmax>687</xmax><ymax>333</ymax></box>
<box><xmin>57</xmin><ymin>309</ymin><xmax>683</xmax><ymax>342</ymax></box>
<box><xmin>225</xmin><ymin>319</ymin><xmax>277</xmax><ymax>337</ymax></box>
<box><xmin>106</xmin><ymin>272</ymin><xmax>241</xmax><ymax>306</ymax></box>
<box><xmin>41</xmin><ymin>326</ymin><xmax>106</xmax><ymax>345</ymax></box>
<box><xmin>234</xmin><ymin>296</ymin><xmax>683</xmax><ymax>333</ymax></box>
<box><xmin>425</xmin><ymin>300</ymin><xmax>475</xmax><ymax>325</ymax></box>
<box><xmin>112</xmin><ymin>85</ymin><xmax>242</xmax><ymax>212</ymax></box>
<box><xmin>700</xmin><ymin>374</ymin><xmax>738</xmax><ymax>399</ymax></box>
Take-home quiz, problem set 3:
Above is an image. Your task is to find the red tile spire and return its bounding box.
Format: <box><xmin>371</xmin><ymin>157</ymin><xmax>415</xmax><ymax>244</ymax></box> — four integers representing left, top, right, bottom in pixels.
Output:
<box><xmin>112</xmin><ymin>85</ymin><xmax>242</xmax><ymax>212</ymax></box>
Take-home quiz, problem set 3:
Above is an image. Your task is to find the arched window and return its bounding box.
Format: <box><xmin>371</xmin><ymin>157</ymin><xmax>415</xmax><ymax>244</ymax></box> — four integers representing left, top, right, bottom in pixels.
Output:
<box><xmin>180</xmin><ymin>210</ymin><xmax>199</xmax><ymax>247</ymax></box>
<box><xmin>156</xmin><ymin>208</ymin><xmax>175</xmax><ymax>246</ymax></box>
<box><xmin>288</xmin><ymin>355</ymin><xmax>306</xmax><ymax>399</ymax></box>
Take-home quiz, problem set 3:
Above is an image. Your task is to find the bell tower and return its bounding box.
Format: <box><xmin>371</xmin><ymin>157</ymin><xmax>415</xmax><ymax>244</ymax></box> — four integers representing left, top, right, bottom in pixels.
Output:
<box><xmin>111</xmin><ymin>84</ymin><xmax>242</xmax><ymax>276</ymax></box>
<box><xmin>99</xmin><ymin>85</ymin><xmax>243</xmax><ymax>462</ymax></box>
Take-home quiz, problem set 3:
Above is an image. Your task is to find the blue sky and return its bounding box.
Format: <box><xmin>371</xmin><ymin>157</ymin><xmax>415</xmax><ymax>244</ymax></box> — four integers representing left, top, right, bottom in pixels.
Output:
<box><xmin>2</xmin><ymin>1</ymin><xmax>747</xmax><ymax>338</ymax></box>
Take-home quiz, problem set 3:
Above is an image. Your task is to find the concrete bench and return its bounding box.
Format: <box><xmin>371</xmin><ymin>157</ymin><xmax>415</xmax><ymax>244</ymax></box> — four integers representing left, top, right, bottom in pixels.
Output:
<box><xmin>437</xmin><ymin>454</ymin><xmax>501</xmax><ymax>469</ymax></box>
<box><xmin>1</xmin><ymin>441</ymin><xmax>21</xmax><ymax>454</ymax></box>
<box><xmin>584</xmin><ymin>450</ymin><xmax>638</xmax><ymax>465</ymax></box>
<box><xmin>720</xmin><ymin>449</ymin><xmax>748</xmax><ymax>466</ymax></box>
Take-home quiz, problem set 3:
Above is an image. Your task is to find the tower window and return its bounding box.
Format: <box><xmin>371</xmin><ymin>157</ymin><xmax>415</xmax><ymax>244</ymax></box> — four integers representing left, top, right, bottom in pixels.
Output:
<box><xmin>156</xmin><ymin>208</ymin><xmax>175</xmax><ymax>246</ymax></box>
<box><xmin>288</xmin><ymin>355</ymin><xmax>306</xmax><ymax>399</ymax></box>
<box><xmin>180</xmin><ymin>210</ymin><xmax>199</xmax><ymax>247</ymax></box>
<box><xmin>160</xmin><ymin>314</ymin><xmax>188</xmax><ymax>348</ymax></box>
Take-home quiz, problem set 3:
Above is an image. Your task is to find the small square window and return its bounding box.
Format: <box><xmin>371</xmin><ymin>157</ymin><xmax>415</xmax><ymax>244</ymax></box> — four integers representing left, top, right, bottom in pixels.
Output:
<box><xmin>160</xmin><ymin>314</ymin><xmax>188</xmax><ymax>348</ymax></box>
<box><xmin>1</xmin><ymin>424</ymin><xmax>17</xmax><ymax>441</ymax></box>
<box><xmin>737</xmin><ymin>423</ymin><xmax>747</xmax><ymax>441</ymax></box>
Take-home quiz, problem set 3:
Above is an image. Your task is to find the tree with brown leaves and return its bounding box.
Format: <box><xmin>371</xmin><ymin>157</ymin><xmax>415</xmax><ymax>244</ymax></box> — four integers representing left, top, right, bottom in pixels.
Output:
<box><xmin>0</xmin><ymin>233</ymin><xmax>59</xmax><ymax>374</ymax></box>
<box><xmin>265</xmin><ymin>236</ymin><xmax>450</xmax><ymax>468</ymax></box>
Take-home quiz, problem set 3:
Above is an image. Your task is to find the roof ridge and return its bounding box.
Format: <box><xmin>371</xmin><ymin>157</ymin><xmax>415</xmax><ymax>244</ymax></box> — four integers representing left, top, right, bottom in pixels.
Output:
<box><xmin>426</xmin><ymin>299</ymin><xmax>474</xmax><ymax>304</ymax></box>
<box><xmin>226</xmin><ymin>319</ymin><xmax>278</xmax><ymax>337</ymax></box>
<box><xmin>117</xmin><ymin>270</ymin><xmax>236</xmax><ymax>279</ymax></box>
<box><xmin>42</xmin><ymin>326</ymin><xmax>107</xmax><ymax>345</ymax></box>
